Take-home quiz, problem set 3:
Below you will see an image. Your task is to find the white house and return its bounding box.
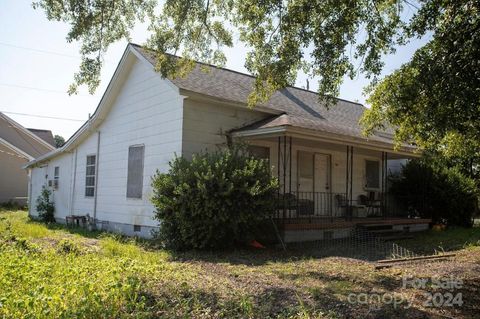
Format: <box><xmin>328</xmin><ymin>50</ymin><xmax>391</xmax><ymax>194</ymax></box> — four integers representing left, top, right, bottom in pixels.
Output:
<box><xmin>0</xmin><ymin>113</ymin><xmax>55</xmax><ymax>205</ymax></box>
<box><xmin>25</xmin><ymin>44</ymin><xmax>428</xmax><ymax>239</ymax></box>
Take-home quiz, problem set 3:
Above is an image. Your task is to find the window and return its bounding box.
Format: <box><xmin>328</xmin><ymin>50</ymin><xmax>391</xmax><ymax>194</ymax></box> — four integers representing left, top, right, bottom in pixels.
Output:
<box><xmin>133</xmin><ymin>225</ymin><xmax>142</xmax><ymax>232</ymax></box>
<box><xmin>53</xmin><ymin>166</ymin><xmax>60</xmax><ymax>188</ymax></box>
<box><xmin>248</xmin><ymin>145</ymin><xmax>270</xmax><ymax>161</ymax></box>
<box><xmin>365</xmin><ymin>160</ymin><xmax>380</xmax><ymax>189</ymax></box>
<box><xmin>85</xmin><ymin>155</ymin><xmax>96</xmax><ymax>197</ymax></box>
<box><xmin>127</xmin><ymin>145</ymin><xmax>145</xmax><ymax>198</ymax></box>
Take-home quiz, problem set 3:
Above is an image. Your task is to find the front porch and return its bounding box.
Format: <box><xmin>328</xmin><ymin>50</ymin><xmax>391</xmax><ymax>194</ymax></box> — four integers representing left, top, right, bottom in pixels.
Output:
<box><xmin>233</xmin><ymin>129</ymin><xmax>431</xmax><ymax>242</ymax></box>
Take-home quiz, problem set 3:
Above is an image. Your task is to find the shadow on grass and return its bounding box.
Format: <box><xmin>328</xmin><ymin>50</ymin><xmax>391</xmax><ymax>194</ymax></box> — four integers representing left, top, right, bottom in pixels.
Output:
<box><xmin>395</xmin><ymin>225</ymin><xmax>480</xmax><ymax>255</ymax></box>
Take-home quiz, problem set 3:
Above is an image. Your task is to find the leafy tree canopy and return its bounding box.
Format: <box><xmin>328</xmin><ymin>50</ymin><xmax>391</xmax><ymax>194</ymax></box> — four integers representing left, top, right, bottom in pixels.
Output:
<box><xmin>53</xmin><ymin>135</ymin><xmax>65</xmax><ymax>148</ymax></box>
<box><xmin>33</xmin><ymin>0</ymin><xmax>409</xmax><ymax>102</ymax></box>
<box><xmin>34</xmin><ymin>0</ymin><xmax>479</xmax><ymax>170</ymax></box>
<box><xmin>362</xmin><ymin>0</ymin><xmax>480</xmax><ymax>161</ymax></box>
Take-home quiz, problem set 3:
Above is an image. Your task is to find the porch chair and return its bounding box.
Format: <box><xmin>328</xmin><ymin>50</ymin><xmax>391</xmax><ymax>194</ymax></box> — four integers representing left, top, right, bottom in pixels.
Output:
<box><xmin>358</xmin><ymin>192</ymin><xmax>382</xmax><ymax>217</ymax></box>
<box><xmin>335</xmin><ymin>194</ymin><xmax>365</xmax><ymax>219</ymax></box>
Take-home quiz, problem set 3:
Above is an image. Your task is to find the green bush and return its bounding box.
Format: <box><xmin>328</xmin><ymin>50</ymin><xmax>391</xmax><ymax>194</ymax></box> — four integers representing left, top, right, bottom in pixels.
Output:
<box><xmin>151</xmin><ymin>145</ymin><xmax>278</xmax><ymax>250</ymax></box>
<box><xmin>35</xmin><ymin>186</ymin><xmax>55</xmax><ymax>223</ymax></box>
<box><xmin>390</xmin><ymin>160</ymin><xmax>478</xmax><ymax>227</ymax></box>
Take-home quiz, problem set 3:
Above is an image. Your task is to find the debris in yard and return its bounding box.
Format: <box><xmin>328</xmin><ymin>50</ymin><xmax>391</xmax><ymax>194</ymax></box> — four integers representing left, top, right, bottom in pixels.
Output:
<box><xmin>248</xmin><ymin>240</ymin><xmax>266</xmax><ymax>249</ymax></box>
<box><xmin>375</xmin><ymin>253</ymin><xmax>456</xmax><ymax>269</ymax></box>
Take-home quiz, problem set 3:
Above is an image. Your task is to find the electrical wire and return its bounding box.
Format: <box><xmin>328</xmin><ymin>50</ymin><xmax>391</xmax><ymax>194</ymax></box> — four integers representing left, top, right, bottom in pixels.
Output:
<box><xmin>0</xmin><ymin>111</ymin><xmax>84</xmax><ymax>122</ymax></box>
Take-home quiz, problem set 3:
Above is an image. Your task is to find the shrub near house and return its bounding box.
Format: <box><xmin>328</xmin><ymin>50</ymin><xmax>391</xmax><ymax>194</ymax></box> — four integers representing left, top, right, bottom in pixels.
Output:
<box><xmin>151</xmin><ymin>146</ymin><xmax>278</xmax><ymax>250</ymax></box>
<box><xmin>390</xmin><ymin>160</ymin><xmax>478</xmax><ymax>227</ymax></box>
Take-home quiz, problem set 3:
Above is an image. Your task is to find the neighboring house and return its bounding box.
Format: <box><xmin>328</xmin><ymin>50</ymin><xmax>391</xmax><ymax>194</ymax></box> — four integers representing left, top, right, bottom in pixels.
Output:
<box><xmin>28</xmin><ymin>129</ymin><xmax>56</xmax><ymax>147</ymax></box>
<box><xmin>25</xmin><ymin>44</ymin><xmax>429</xmax><ymax>239</ymax></box>
<box><xmin>0</xmin><ymin>113</ymin><xmax>56</xmax><ymax>204</ymax></box>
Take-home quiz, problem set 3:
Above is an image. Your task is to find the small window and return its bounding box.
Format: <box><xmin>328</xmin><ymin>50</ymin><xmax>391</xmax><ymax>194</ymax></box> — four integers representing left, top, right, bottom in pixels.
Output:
<box><xmin>365</xmin><ymin>160</ymin><xmax>380</xmax><ymax>189</ymax></box>
<box><xmin>85</xmin><ymin>155</ymin><xmax>96</xmax><ymax>197</ymax></box>
<box><xmin>54</xmin><ymin>167</ymin><xmax>59</xmax><ymax>180</ymax></box>
<box><xmin>127</xmin><ymin>145</ymin><xmax>145</xmax><ymax>198</ymax></box>
<box><xmin>248</xmin><ymin>145</ymin><xmax>270</xmax><ymax>161</ymax></box>
<box><xmin>133</xmin><ymin>225</ymin><xmax>142</xmax><ymax>232</ymax></box>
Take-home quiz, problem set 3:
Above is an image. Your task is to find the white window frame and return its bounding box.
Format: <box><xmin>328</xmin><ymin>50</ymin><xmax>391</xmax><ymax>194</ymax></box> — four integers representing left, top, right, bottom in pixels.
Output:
<box><xmin>85</xmin><ymin>154</ymin><xmax>96</xmax><ymax>197</ymax></box>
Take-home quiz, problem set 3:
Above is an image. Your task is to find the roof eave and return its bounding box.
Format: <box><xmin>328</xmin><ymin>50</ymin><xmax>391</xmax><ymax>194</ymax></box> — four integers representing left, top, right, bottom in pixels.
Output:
<box><xmin>231</xmin><ymin>125</ymin><xmax>420</xmax><ymax>157</ymax></box>
<box><xmin>0</xmin><ymin>137</ymin><xmax>34</xmax><ymax>161</ymax></box>
<box><xmin>24</xmin><ymin>44</ymin><xmax>161</xmax><ymax>169</ymax></box>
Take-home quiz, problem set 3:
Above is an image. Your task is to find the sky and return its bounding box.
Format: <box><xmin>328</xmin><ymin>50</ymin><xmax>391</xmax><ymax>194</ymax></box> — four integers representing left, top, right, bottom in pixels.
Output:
<box><xmin>0</xmin><ymin>0</ymin><xmax>428</xmax><ymax>139</ymax></box>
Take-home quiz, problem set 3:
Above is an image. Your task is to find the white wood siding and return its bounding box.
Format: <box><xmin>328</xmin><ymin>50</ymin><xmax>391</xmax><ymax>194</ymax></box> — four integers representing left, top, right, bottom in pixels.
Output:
<box><xmin>29</xmin><ymin>57</ymin><xmax>183</xmax><ymax>229</ymax></box>
<box><xmin>181</xmin><ymin>98</ymin><xmax>269</xmax><ymax>158</ymax></box>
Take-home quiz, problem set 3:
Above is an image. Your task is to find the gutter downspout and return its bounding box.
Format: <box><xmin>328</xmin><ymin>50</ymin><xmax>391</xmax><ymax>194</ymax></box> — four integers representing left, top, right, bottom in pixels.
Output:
<box><xmin>69</xmin><ymin>149</ymin><xmax>78</xmax><ymax>215</ymax></box>
<box><xmin>92</xmin><ymin>131</ymin><xmax>101</xmax><ymax>228</ymax></box>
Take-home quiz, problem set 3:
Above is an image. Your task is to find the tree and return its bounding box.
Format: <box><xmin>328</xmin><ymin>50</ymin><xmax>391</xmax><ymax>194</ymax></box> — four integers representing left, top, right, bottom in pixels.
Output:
<box><xmin>362</xmin><ymin>1</ymin><xmax>480</xmax><ymax>173</ymax></box>
<box><xmin>54</xmin><ymin>135</ymin><xmax>65</xmax><ymax>148</ymax></box>
<box><xmin>33</xmin><ymin>0</ymin><xmax>407</xmax><ymax>103</ymax></box>
<box><xmin>34</xmin><ymin>0</ymin><xmax>479</xmax><ymax>173</ymax></box>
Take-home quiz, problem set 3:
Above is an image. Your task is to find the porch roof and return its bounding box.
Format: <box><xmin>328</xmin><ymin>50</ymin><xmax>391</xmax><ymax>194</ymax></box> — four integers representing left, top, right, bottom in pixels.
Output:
<box><xmin>230</xmin><ymin>114</ymin><xmax>418</xmax><ymax>156</ymax></box>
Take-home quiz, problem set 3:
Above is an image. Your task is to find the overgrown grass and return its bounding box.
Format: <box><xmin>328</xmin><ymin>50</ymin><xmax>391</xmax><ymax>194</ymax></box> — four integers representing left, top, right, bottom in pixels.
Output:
<box><xmin>1</xmin><ymin>210</ymin><xmax>479</xmax><ymax>318</ymax></box>
<box><xmin>396</xmin><ymin>225</ymin><xmax>480</xmax><ymax>254</ymax></box>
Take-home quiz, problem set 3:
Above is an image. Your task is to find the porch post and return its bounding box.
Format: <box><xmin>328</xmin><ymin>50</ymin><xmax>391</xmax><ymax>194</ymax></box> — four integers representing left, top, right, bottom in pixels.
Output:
<box><xmin>350</xmin><ymin>146</ymin><xmax>354</xmax><ymax>219</ymax></box>
<box><xmin>289</xmin><ymin>136</ymin><xmax>292</xmax><ymax>195</ymax></box>
<box><xmin>345</xmin><ymin>145</ymin><xmax>354</xmax><ymax>220</ymax></box>
<box><xmin>382</xmin><ymin>152</ymin><xmax>388</xmax><ymax>218</ymax></box>
<box><xmin>277</xmin><ymin>137</ymin><xmax>281</xmax><ymax>220</ymax></box>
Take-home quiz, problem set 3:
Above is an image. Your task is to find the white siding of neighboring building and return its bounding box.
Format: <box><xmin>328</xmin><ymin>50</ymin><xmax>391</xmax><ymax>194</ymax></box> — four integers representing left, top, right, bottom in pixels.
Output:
<box><xmin>0</xmin><ymin>144</ymin><xmax>29</xmax><ymax>204</ymax></box>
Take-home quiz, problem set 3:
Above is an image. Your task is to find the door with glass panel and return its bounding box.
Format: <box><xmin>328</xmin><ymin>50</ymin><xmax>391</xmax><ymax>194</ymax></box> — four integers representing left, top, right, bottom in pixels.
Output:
<box><xmin>297</xmin><ymin>151</ymin><xmax>331</xmax><ymax>216</ymax></box>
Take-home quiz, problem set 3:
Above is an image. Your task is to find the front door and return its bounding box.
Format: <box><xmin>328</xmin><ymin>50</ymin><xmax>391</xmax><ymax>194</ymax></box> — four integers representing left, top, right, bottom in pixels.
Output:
<box><xmin>314</xmin><ymin>153</ymin><xmax>331</xmax><ymax>215</ymax></box>
<box><xmin>297</xmin><ymin>151</ymin><xmax>332</xmax><ymax>216</ymax></box>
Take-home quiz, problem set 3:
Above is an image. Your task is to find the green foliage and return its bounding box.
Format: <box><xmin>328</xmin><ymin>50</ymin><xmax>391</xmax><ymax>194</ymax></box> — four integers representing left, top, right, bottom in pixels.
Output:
<box><xmin>35</xmin><ymin>186</ymin><xmax>55</xmax><ymax>223</ymax></box>
<box><xmin>53</xmin><ymin>135</ymin><xmax>65</xmax><ymax>148</ymax></box>
<box><xmin>363</xmin><ymin>1</ymin><xmax>480</xmax><ymax>171</ymax></box>
<box><xmin>390</xmin><ymin>160</ymin><xmax>478</xmax><ymax>227</ymax></box>
<box><xmin>35</xmin><ymin>0</ymin><xmax>412</xmax><ymax>105</ymax></box>
<box><xmin>1</xmin><ymin>211</ymin><xmax>480</xmax><ymax>318</ymax></box>
<box><xmin>32</xmin><ymin>0</ymin><xmax>156</xmax><ymax>94</ymax></box>
<box><xmin>151</xmin><ymin>145</ymin><xmax>278</xmax><ymax>250</ymax></box>
<box><xmin>56</xmin><ymin>238</ymin><xmax>81</xmax><ymax>255</ymax></box>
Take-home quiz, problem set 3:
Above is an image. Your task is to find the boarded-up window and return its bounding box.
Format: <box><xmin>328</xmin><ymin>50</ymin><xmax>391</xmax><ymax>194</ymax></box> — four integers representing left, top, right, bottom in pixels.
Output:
<box><xmin>127</xmin><ymin>145</ymin><xmax>145</xmax><ymax>198</ymax></box>
<box><xmin>365</xmin><ymin>160</ymin><xmax>380</xmax><ymax>189</ymax></box>
<box><xmin>248</xmin><ymin>145</ymin><xmax>270</xmax><ymax>161</ymax></box>
<box><xmin>85</xmin><ymin>155</ymin><xmax>96</xmax><ymax>197</ymax></box>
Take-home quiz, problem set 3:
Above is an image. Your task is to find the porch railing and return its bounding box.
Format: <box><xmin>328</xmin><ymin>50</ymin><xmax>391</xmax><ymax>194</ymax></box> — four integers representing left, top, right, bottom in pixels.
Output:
<box><xmin>273</xmin><ymin>192</ymin><xmax>421</xmax><ymax>223</ymax></box>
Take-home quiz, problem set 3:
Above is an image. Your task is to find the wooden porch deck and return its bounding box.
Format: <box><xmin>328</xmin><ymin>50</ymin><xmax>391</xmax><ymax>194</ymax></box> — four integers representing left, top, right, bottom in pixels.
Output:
<box><xmin>277</xmin><ymin>217</ymin><xmax>432</xmax><ymax>230</ymax></box>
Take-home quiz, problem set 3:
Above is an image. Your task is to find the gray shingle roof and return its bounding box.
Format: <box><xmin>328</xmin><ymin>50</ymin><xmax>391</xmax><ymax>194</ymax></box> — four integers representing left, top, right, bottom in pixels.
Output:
<box><xmin>27</xmin><ymin>129</ymin><xmax>55</xmax><ymax>147</ymax></box>
<box><xmin>132</xmin><ymin>44</ymin><xmax>404</xmax><ymax>148</ymax></box>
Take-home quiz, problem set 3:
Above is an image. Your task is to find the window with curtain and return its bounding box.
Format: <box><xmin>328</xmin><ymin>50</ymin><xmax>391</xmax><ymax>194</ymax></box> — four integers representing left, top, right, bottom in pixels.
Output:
<box><xmin>365</xmin><ymin>160</ymin><xmax>380</xmax><ymax>189</ymax></box>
